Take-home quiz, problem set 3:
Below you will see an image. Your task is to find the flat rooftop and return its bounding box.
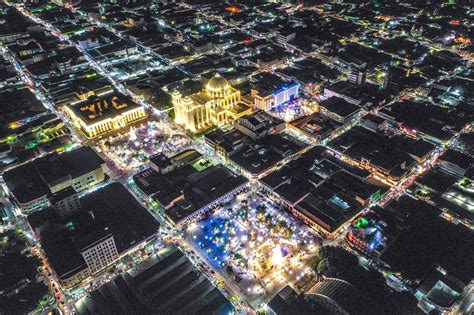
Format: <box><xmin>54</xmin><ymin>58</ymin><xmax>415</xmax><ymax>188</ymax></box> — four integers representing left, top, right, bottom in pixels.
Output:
<box><xmin>290</xmin><ymin>113</ymin><xmax>343</xmax><ymax>139</ymax></box>
<box><xmin>134</xmin><ymin>152</ymin><xmax>248</xmax><ymax>225</ymax></box>
<box><xmin>328</xmin><ymin>126</ymin><xmax>435</xmax><ymax>179</ymax></box>
<box><xmin>0</xmin><ymin>87</ymin><xmax>46</xmax><ymax>124</ymax></box>
<box><xmin>320</xmin><ymin>96</ymin><xmax>360</xmax><ymax>119</ymax></box>
<box><xmin>229</xmin><ymin>132</ymin><xmax>307</xmax><ymax>176</ymax></box>
<box><xmin>261</xmin><ymin>146</ymin><xmax>386</xmax><ymax>233</ymax></box>
<box><xmin>68</xmin><ymin>91</ymin><xmax>142</xmax><ymax>125</ymax></box>
<box><xmin>380</xmin><ymin>196</ymin><xmax>473</xmax><ymax>283</ymax></box>
<box><xmin>295</xmin><ymin>171</ymin><xmax>383</xmax><ymax>233</ymax></box>
<box><xmin>74</xmin><ymin>245</ymin><xmax>234</xmax><ymax>315</ymax></box>
<box><xmin>28</xmin><ymin>183</ymin><xmax>159</xmax><ymax>279</ymax></box>
<box><xmin>380</xmin><ymin>101</ymin><xmax>473</xmax><ymax>141</ymax></box>
<box><xmin>3</xmin><ymin>146</ymin><xmax>105</xmax><ymax>204</ymax></box>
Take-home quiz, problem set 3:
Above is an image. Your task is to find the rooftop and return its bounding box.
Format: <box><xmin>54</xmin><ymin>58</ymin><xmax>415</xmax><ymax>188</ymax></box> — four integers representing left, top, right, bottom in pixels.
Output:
<box><xmin>28</xmin><ymin>183</ymin><xmax>159</xmax><ymax>278</ymax></box>
<box><xmin>379</xmin><ymin>101</ymin><xmax>473</xmax><ymax>141</ymax></box>
<box><xmin>134</xmin><ymin>152</ymin><xmax>248</xmax><ymax>225</ymax></box>
<box><xmin>328</xmin><ymin>126</ymin><xmax>435</xmax><ymax>179</ymax></box>
<box><xmin>0</xmin><ymin>87</ymin><xmax>46</xmax><ymax>124</ymax></box>
<box><xmin>229</xmin><ymin>132</ymin><xmax>306</xmax><ymax>177</ymax></box>
<box><xmin>320</xmin><ymin>96</ymin><xmax>360</xmax><ymax>119</ymax></box>
<box><xmin>3</xmin><ymin>146</ymin><xmax>105</xmax><ymax>204</ymax></box>
<box><xmin>261</xmin><ymin>146</ymin><xmax>386</xmax><ymax>233</ymax></box>
<box><xmin>74</xmin><ymin>245</ymin><xmax>233</xmax><ymax>314</ymax></box>
<box><xmin>67</xmin><ymin>91</ymin><xmax>142</xmax><ymax>125</ymax></box>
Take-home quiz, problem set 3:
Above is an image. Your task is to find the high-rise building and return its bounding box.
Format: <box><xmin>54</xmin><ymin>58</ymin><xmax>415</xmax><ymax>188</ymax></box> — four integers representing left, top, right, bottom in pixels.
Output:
<box><xmin>172</xmin><ymin>73</ymin><xmax>251</xmax><ymax>133</ymax></box>
<box><xmin>50</xmin><ymin>187</ymin><xmax>81</xmax><ymax>218</ymax></box>
<box><xmin>80</xmin><ymin>230</ymin><xmax>118</xmax><ymax>275</ymax></box>
<box><xmin>348</xmin><ymin>69</ymin><xmax>366</xmax><ymax>86</ymax></box>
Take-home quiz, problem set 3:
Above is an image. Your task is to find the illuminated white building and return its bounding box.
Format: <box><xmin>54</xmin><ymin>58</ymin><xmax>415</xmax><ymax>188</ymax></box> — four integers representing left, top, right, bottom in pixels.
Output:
<box><xmin>66</xmin><ymin>91</ymin><xmax>147</xmax><ymax>138</ymax></box>
<box><xmin>173</xmin><ymin>73</ymin><xmax>251</xmax><ymax>133</ymax></box>
<box><xmin>81</xmin><ymin>232</ymin><xmax>118</xmax><ymax>274</ymax></box>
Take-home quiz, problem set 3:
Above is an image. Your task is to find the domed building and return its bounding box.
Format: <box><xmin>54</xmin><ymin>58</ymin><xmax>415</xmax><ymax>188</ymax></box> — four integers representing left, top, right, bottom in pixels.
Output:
<box><xmin>173</xmin><ymin>73</ymin><xmax>251</xmax><ymax>133</ymax></box>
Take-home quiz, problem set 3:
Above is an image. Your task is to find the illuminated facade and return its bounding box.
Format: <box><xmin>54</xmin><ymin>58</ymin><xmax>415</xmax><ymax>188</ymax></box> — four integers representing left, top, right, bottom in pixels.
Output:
<box><xmin>81</xmin><ymin>234</ymin><xmax>119</xmax><ymax>274</ymax></box>
<box><xmin>252</xmin><ymin>82</ymin><xmax>300</xmax><ymax>111</ymax></box>
<box><xmin>3</xmin><ymin>146</ymin><xmax>107</xmax><ymax>213</ymax></box>
<box><xmin>173</xmin><ymin>73</ymin><xmax>251</xmax><ymax>132</ymax></box>
<box><xmin>66</xmin><ymin>92</ymin><xmax>147</xmax><ymax>138</ymax></box>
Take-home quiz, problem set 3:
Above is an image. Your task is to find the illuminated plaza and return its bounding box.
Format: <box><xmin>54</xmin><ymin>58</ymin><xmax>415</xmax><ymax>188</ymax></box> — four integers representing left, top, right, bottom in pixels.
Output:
<box><xmin>1</xmin><ymin>0</ymin><xmax>472</xmax><ymax>314</ymax></box>
<box><xmin>97</xmin><ymin>120</ymin><xmax>191</xmax><ymax>171</ymax></box>
<box><xmin>185</xmin><ymin>193</ymin><xmax>318</xmax><ymax>303</ymax></box>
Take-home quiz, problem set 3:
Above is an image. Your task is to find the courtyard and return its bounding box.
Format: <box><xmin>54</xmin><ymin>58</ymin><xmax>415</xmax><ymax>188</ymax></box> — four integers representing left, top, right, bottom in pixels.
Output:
<box><xmin>97</xmin><ymin>120</ymin><xmax>191</xmax><ymax>171</ymax></box>
<box><xmin>185</xmin><ymin>192</ymin><xmax>319</xmax><ymax>306</ymax></box>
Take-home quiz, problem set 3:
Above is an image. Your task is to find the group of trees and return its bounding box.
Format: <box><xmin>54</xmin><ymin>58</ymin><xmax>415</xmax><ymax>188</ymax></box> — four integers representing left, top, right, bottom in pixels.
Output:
<box><xmin>0</xmin><ymin>230</ymin><xmax>49</xmax><ymax>314</ymax></box>
<box><xmin>309</xmin><ymin>246</ymin><xmax>420</xmax><ymax>314</ymax></box>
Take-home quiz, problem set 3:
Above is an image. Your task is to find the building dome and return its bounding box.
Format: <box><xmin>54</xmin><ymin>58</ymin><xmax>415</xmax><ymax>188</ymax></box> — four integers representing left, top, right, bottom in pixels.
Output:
<box><xmin>206</xmin><ymin>73</ymin><xmax>230</xmax><ymax>96</ymax></box>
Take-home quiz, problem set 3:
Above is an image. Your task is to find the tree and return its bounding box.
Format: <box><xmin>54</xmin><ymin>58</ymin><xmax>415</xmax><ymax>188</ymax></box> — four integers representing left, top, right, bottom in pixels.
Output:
<box><xmin>308</xmin><ymin>253</ymin><xmax>322</xmax><ymax>270</ymax></box>
<box><xmin>182</xmin><ymin>80</ymin><xmax>203</xmax><ymax>95</ymax></box>
<box><xmin>152</xmin><ymin>90</ymin><xmax>172</xmax><ymax>110</ymax></box>
<box><xmin>317</xmin><ymin>259</ymin><xmax>337</xmax><ymax>277</ymax></box>
<box><xmin>278</xmin><ymin>220</ymin><xmax>288</xmax><ymax>230</ymax></box>
<box><xmin>315</xmin><ymin>246</ymin><xmax>421</xmax><ymax>314</ymax></box>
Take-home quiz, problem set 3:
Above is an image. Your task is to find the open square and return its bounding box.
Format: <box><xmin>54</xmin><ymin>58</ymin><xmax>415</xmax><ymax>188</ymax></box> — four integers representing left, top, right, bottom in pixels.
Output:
<box><xmin>185</xmin><ymin>192</ymin><xmax>318</xmax><ymax>306</ymax></box>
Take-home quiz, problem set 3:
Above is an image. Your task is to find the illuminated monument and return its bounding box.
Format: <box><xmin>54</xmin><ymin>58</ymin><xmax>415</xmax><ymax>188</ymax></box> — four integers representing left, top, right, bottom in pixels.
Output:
<box><xmin>172</xmin><ymin>73</ymin><xmax>251</xmax><ymax>133</ymax></box>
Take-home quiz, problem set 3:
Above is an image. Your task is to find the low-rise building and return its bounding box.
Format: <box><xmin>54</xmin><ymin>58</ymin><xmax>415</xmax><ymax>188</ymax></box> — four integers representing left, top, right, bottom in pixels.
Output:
<box><xmin>347</xmin><ymin>208</ymin><xmax>408</xmax><ymax>258</ymax></box>
<box><xmin>251</xmin><ymin>73</ymin><xmax>300</xmax><ymax>111</ymax></box>
<box><xmin>415</xmin><ymin>267</ymin><xmax>466</xmax><ymax>314</ymax></box>
<box><xmin>234</xmin><ymin>110</ymin><xmax>285</xmax><ymax>140</ymax></box>
<box><xmin>149</xmin><ymin>149</ymin><xmax>201</xmax><ymax>174</ymax></box>
<box><xmin>328</xmin><ymin>126</ymin><xmax>435</xmax><ymax>184</ymax></box>
<box><xmin>205</xmin><ymin>121</ymin><xmax>307</xmax><ymax>179</ymax></box>
<box><xmin>288</xmin><ymin>113</ymin><xmax>344</xmax><ymax>143</ymax></box>
<box><xmin>319</xmin><ymin>97</ymin><xmax>361</xmax><ymax>124</ymax></box>
<box><xmin>134</xmin><ymin>150</ymin><xmax>248</xmax><ymax>226</ymax></box>
<box><xmin>65</xmin><ymin>91</ymin><xmax>147</xmax><ymax>138</ymax></box>
<box><xmin>260</xmin><ymin>146</ymin><xmax>386</xmax><ymax>236</ymax></box>
<box><xmin>3</xmin><ymin>146</ymin><xmax>106</xmax><ymax>213</ymax></box>
<box><xmin>27</xmin><ymin>183</ymin><xmax>159</xmax><ymax>288</ymax></box>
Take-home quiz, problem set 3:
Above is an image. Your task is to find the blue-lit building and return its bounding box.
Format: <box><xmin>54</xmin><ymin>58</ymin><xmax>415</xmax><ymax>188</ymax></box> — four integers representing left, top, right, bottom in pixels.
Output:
<box><xmin>273</xmin><ymin>82</ymin><xmax>300</xmax><ymax>108</ymax></box>
<box><xmin>251</xmin><ymin>73</ymin><xmax>300</xmax><ymax>110</ymax></box>
<box><xmin>347</xmin><ymin>217</ymin><xmax>386</xmax><ymax>256</ymax></box>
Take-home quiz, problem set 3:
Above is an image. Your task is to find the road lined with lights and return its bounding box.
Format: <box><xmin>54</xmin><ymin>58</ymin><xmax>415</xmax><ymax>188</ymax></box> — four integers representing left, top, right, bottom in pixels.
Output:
<box><xmin>3</xmin><ymin>5</ymin><xmax>412</xmax><ymax>313</ymax></box>
<box><xmin>1</xmin><ymin>3</ymin><xmax>177</xmax><ymax>313</ymax></box>
<box><xmin>12</xmin><ymin>3</ymin><xmax>172</xmax><ymax>121</ymax></box>
<box><xmin>3</xmin><ymin>2</ymin><xmax>471</xmax><ymax>314</ymax></box>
